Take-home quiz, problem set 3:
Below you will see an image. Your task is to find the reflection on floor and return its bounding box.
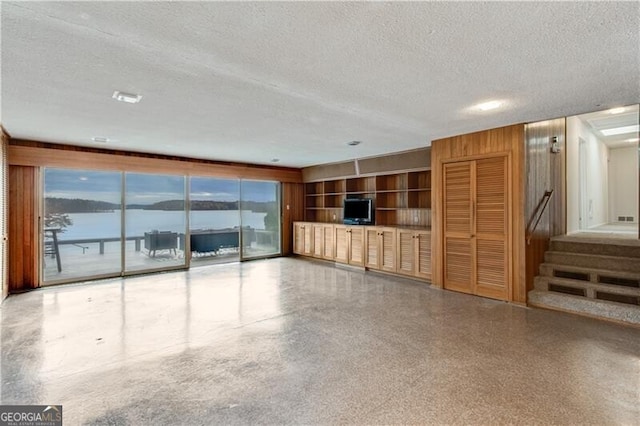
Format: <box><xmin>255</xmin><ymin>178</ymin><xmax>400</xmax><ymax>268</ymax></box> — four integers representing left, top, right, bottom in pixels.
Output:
<box><xmin>2</xmin><ymin>258</ymin><xmax>639</xmax><ymax>424</ymax></box>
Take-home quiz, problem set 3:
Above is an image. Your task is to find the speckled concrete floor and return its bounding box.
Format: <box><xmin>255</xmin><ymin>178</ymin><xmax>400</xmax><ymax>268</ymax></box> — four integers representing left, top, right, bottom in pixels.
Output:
<box><xmin>1</xmin><ymin>258</ymin><xmax>639</xmax><ymax>425</ymax></box>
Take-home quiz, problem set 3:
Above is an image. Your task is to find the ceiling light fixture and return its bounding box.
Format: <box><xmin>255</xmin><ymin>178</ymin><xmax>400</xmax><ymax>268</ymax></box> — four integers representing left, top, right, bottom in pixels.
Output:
<box><xmin>475</xmin><ymin>100</ymin><xmax>503</xmax><ymax>111</ymax></box>
<box><xmin>625</xmin><ymin>138</ymin><xmax>639</xmax><ymax>143</ymax></box>
<box><xmin>347</xmin><ymin>141</ymin><xmax>362</xmax><ymax>146</ymax></box>
<box><xmin>601</xmin><ymin>125</ymin><xmax>639</xmax><ymax>136</ymax></box>
<box><xmin>112</xmin><ymin>91</ymin><xmax>142</xmax><ymax>104</ymax></box>
<box><xmin>608</xmin><ymin>107</ymin><xmax>626</xmax><ymax>114</ymax></box>
<box><xmin>92</xmin><ymin>137</ymin><xmax>109</xmax><ymax>143</ymax></box>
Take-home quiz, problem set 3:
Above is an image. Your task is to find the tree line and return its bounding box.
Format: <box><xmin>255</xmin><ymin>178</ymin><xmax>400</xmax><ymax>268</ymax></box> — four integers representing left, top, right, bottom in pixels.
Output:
<box><xmin>45</xmin><ymin>197</ymin><xmax>274</xmax><ymax>213</ymax></box>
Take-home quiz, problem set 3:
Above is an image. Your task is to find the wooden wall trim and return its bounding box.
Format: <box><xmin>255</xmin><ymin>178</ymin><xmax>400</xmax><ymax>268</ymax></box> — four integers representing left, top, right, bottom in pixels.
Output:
<box><xmin>9</xmin><ymin>141</ymin><xmax>302</xmax><ymax>183</ymax></box>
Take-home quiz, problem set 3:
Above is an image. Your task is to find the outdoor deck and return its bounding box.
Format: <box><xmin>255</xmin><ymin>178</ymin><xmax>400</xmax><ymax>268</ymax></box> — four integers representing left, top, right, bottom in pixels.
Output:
<box><xmin>43</xmin><ymin>237</ymin><xmax>277</xmax><ymax>283</ymax></box>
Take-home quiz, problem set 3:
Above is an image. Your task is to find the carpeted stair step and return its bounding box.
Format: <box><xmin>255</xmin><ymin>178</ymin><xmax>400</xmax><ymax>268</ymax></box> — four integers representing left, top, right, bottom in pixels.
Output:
<box><xmin>550</xmin><ymin>238</ymin><xmax>640</xmax><ymax>258</ymax></box>
<box><xmin>528</xmin><ymin>289</ymin><xmax>640</xmax><ymax>326</ymax></box>
<box><xmin>544</xmin><ymin>251</ymin><xmax>640</xmax><ymax>273</ymax></box>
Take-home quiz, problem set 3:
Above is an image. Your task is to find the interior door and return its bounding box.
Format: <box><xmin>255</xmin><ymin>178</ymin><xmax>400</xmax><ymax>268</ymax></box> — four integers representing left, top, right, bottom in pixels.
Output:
<box><xmin>474</xmin><ymin>156</ymin><xmax>509</xmax><ymax>300</ymax></box>
<box><xmin>443</xmin><ymin>161</ymin><xmax>474</xmax><ymax>294</ymax></box>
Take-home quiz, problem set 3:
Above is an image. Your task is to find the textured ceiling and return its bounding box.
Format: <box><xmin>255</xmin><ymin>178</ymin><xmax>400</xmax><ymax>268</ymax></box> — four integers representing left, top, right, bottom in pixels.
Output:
<box><xmin>1</xmin><ymin>2</ymin><xmax>639</xmax><ymax>168</ymax></box>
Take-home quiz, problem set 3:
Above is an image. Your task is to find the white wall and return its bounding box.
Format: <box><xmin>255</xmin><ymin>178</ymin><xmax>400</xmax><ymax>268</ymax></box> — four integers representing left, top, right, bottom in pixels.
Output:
<box><xmin>566</xmin><ymin>117</ymin><xmax>580</xmax><ymax>233</ymax></box>
<box><xmin>566</xmin><ymin>116</ymin><xmax>609</xmax><ymax>232</ymax></box>
<box><xmin>608</xmin><ymin>146</ymin><xmax>639</xmax><ymax>223</ymax></box>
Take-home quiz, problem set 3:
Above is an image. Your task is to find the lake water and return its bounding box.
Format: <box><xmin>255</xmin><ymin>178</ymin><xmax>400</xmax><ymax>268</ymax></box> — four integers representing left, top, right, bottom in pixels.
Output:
<box><xmin>59</xmin><ymin>210</ymin><xmax>267</xmax><ymax>240</ymax></box>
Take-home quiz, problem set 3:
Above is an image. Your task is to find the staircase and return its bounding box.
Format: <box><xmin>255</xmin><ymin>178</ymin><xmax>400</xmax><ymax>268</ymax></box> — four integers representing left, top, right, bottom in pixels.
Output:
<box><xmin>528</xmin><ymin>235</ymin><xmax>640</xmax><ymax>326</ymax></box>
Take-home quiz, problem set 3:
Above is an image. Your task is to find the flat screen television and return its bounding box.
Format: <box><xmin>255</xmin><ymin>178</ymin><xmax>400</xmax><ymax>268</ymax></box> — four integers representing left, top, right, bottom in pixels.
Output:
<box><xmin>343</xmin><ymin>198</ymin><xmax>374</xmax><ymax>225</ymax></box>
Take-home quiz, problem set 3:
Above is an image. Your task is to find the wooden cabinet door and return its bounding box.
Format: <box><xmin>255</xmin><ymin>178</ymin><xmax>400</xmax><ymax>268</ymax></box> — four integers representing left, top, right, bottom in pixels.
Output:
<box><xmin>379</xmin><ymin>227</ymin><xmax>397</xmax><ymax>272</ymax></box>
<box><xmin>364</xmin><ymin>227</ymin><xmax>379</xmax><ymax>269</ymax></box>
<box><xmin>312</xmin><ymin>223</ymin><xmax>324</xmax><ymax>258</ymax></box>
<box><xmin>415</xmin><ymin>230</ymin><xmax>431</xmax><ymax>280</ymax></box>
<box><xmin>348</xmin><ymin>227</ymin><xmax>365</xmax><ymax>266</ymax></box>
<box><xmin>334</xmin><ymin>225</ymin><xmax>349</xmax><ymax>264</ymax></box>
<box><xmin>443</xmin><ymin>161</ymin><xmax>474</xmax><ymax>294</ymax></box>
<box><xmin>303</xmin><ymin>223</ymin><xmax>313</xmax><ymax>255</ymax></box>
<box><xmin>397</xmin><ymin>229</ymin><xmax>415</xmax><ymax>276</ymax></box>
<box><xmin>293</xmin><ymin>223</ymin><xmax>305</xmax><ymax>255</ymax></box>
<box><xmin>321</xmin><ymin>224</ymin><xmax>334</xmax><ymax>260</ymax></box>
<box><xmin>474</xmin><ymin>157</ymin><xmax>508</xmax><ymax>300</ymax></box>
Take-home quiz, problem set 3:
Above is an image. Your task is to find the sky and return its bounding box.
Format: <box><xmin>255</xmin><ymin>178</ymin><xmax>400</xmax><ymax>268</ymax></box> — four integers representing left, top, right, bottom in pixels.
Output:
<box><xmin>44</xmin><ymin>169</ymin><xmax>278</xmax><ymax>204</ymax></box>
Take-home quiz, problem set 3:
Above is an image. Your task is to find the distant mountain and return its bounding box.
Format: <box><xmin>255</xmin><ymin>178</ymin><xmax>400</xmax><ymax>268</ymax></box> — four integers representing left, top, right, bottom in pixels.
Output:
<box><xmin>45</xmin><ymin>197</ymin><xmax>119</xmax><ymax>213</ymax></box>
<box><xmin>46</xmin><ymin>197</ymin><xmax>275</xmax><ymax>213</ymax></box>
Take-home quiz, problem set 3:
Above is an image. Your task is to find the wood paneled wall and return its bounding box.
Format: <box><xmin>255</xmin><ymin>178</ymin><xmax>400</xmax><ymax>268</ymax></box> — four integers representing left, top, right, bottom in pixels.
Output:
<box><xmin>8</xmin><ymin>166</ymin><xmax>39</xmax><ymax>292</ymax></box>
<box><xmin>1</xmin><ymin>128</ymin><xmax>9</xmax><ymax>300</ymax></box>
<box><xmin>431</xmin><ymin>124</ymin><xmax>526</xmax><ymax>303</ymax></box>
<box><xmin>524</xmin><ymin>119</ymin><xmax>566</xmax><ymax>293</ymax></box>
<box><xmin>9</xmin><ymin>140</ymin><xmax>302</xmax><ymax>183</ymax></box>
<box><xmin>302</xmin><ymin>147</ymin><xmax>430</xmax><ymax>181</ymax></box>
<box><xmin>6</xmin><ymin>139</ymin><xmax>303</xmax><ymax>292</ymax></box>
<box><xmin>281</xmin><ymin>183</ymin><xmax>305</xmax><ymax>255</ymax></box>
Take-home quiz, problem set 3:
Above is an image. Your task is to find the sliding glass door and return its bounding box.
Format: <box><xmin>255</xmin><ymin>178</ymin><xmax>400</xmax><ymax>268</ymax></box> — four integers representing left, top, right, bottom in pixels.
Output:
<box><xmin>42</xmin><ymin>169</ymin><xmax>123</xmax><ymax>284</ymax></box>
<box><xmin>124</xmin><ymin>173</ymin><xmax>187</xmax><ymax>273</ymax></box>
<box><xmin>240</xmin><ymin>180</ymin><xmax>281</xmax><ymax>259</ymax></box>
<box><xmin>41</xmin><ymin>169</ymin><xmax>282</xmax><ymax>284</ymax></box>
<box><xmin>189</xmin><ymin>177</ymin><xmax>241</xmax><ymax>265</ymax></box>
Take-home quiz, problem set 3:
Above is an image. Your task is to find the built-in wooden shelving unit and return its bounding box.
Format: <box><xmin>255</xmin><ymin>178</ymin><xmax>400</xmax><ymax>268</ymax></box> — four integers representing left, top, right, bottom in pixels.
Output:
<box><xmin>304</xmin><ymin>170</ymin><xmax>431</xmax><ymax>227</ymax></box>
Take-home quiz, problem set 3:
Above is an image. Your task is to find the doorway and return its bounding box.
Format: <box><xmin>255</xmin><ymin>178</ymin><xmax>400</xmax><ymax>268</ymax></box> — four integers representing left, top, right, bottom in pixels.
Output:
<box><xmin>566</xmin><ymin>104</ymin><xmax>639</xmax><ymax>238</ymax></box>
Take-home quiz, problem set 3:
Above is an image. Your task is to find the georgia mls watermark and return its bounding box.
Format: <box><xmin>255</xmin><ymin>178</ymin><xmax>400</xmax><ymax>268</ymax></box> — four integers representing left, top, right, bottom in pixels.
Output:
<box><xmin>0</xmin><ymin>405</ymin><xmax>62</xmax><ymax>426</ymax></box>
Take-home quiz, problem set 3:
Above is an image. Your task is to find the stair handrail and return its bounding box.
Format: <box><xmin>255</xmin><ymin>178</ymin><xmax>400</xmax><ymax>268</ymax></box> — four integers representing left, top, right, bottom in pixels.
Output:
<box><xmin>526</xmin><ymin>190</ymin><xmax>554</xmax><ymax>246</ymax></box>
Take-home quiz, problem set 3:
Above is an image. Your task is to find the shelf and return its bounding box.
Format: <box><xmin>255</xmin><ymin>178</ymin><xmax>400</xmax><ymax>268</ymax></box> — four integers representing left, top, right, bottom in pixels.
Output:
<box><xmin>305</xmin><ymin>182</ymin><xmax>324</xmax><ymax>195</ymax></box>
<box><xmin>324</xmin><ymin>179</ymin><xmax>345</xmax><ymax>194</ymax></box>
<box><xmin>303</xmin><ymin>169</ymin><xmax>431</xmax><ymax>227</ymax></box>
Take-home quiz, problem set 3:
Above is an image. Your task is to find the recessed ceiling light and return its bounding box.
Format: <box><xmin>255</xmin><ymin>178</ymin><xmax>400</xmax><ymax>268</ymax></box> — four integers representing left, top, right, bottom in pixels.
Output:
<box><xmin>92</xmin><ymin>137</ymin><xmax>109</xmax><ymax>143</ymax></box>
<box><xmin>271</xmin><ymin>158</ymin><xmax>280</xmax><ymax>163</ymax></box>
<box><xmin>475</xmin><ymin>100</ymin><xmax>503</xmax><ymax>111</ymax></box>
<box><xmin>625</xmin><ymin>138</ymin><xmax>639</xmax><ymax>143</ymax></box>
<box><xmin>112</xmin><ymin>91</ymin><xmax>142</xmax><ymax>104</ymax></box>
<box><xmin>601</xmin><ymin>125</ymin><xmax>639</xmax><ymax>136</ymax></box>
<box><xmin>608</xmin><ymin>107</ymin><xmax>626</xmax><ymax>114</ymax></box>
<box><xmin>347</xmin><ymin>141</ymin><xmax>362</xmax><ymax>146</ymax></box>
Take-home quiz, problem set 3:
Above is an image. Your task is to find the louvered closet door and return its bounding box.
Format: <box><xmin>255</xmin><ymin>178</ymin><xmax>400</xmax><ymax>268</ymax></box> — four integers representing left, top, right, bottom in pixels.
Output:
<box><xmin>443</xmin><ymin>161</ymin><xmax>475</xmax><ymax>294</ymax></box>
<box><xmin>475</xmin><ymin>156</ymin><xmax>508</xmax><ymax>300</ymax></box>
